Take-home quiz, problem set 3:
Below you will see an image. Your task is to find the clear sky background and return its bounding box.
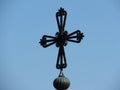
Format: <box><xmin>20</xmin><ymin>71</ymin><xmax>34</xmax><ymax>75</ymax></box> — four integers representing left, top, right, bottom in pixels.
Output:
<box><xmin>0</xmin><ymin>0</ymin><xmax>120</xmax><ymax>90</ymax></box>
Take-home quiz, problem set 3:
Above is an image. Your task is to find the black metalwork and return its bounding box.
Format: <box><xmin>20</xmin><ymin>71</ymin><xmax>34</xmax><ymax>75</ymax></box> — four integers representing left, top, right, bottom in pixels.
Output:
<box><xmin>39</xmin><ymin>8</ymin><xmax>84</xmax><ymax>71</ymax></box>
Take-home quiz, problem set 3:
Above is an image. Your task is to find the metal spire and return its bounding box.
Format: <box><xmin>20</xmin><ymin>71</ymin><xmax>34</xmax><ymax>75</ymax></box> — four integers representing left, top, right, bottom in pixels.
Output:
<box><xmin>39</xmin><ymin>7</ymin><xmax>84</xmax><ymax>90</ymax></box>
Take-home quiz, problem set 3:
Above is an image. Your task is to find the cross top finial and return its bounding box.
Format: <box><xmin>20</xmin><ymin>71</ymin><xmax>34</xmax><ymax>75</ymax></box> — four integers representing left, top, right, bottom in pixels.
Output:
<box><xmin>39</xmin><ymin>7</ymin><xmax>84</xmax><ymax>71</ymax></box>
<box><xmin>57</xmin><ymin>8</ymin><xmax>66</xmax><ymax>16</ymax></box>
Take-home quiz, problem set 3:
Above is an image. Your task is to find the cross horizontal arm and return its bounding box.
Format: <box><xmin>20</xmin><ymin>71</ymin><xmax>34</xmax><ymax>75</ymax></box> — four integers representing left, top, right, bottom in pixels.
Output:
<box><xmin>40</xmin><ymin>35</ymin><xmax>56</xmax><ymax>48</ymax></box>
<box><xmin>67</xmin><ymin>30</ymin><xmax>84</xmax><ymax>43</ymax></box>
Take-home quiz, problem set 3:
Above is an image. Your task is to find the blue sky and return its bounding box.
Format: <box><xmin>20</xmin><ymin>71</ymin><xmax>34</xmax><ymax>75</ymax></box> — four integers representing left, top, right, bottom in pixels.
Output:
<box><xmin>0</xmin><ymin>0</ymin><xmax>120</xmax><ymax>90</ymax></box>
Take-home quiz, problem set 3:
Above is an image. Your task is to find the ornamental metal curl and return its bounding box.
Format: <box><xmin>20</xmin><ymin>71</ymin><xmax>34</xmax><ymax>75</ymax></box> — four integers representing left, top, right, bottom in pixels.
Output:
<box><xmin>39</xmin><ymin>8</ymin><xmax>84</xmax><ymax>71</ymax></box>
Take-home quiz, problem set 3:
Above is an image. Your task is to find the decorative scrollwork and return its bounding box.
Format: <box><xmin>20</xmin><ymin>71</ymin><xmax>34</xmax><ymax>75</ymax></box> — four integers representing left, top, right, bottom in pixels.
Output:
<box><xmin>39</xmin><ymin>8</ymin><xmax>84</xmax><ymax>71</ymax></box>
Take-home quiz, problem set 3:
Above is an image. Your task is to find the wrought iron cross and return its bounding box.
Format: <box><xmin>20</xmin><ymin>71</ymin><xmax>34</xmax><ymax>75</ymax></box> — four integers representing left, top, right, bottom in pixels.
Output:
<box><xmin>39</xmin><ymin>8</ymin><xmax>84</xmax><ymax>71</ymax></box>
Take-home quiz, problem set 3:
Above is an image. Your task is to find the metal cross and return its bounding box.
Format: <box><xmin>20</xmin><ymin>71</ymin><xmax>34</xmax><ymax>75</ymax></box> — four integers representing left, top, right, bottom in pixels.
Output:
<box><xmin>39</xmin><ymin>8</ymin><xmax>84</xmax><ymax>71</ymax></box>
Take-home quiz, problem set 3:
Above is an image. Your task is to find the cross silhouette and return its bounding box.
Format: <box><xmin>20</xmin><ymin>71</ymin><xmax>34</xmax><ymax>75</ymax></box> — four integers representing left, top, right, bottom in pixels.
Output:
<box><xmin>39</xmin><ymin>8</ymin><xmax>84</xmax><ymax>71</ymax></box>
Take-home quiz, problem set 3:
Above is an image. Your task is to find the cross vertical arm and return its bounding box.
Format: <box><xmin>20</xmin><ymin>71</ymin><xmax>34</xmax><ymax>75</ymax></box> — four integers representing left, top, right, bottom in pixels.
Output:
<box><xmin>56</xmin><ymin>8</ymin><xmax>67</xmax><ymax>33</ymax></box>
<box><xmin>56</xmin><ymin>46</ymin><xmax>67</xmax><ymax>70</ymax></box>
